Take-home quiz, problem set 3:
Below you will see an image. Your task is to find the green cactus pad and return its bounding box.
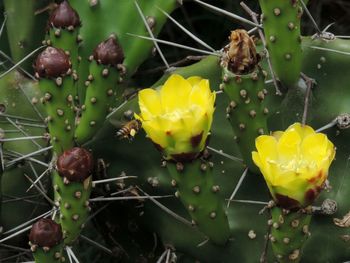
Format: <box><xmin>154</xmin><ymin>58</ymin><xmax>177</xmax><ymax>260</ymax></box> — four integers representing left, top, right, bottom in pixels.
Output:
<box><xmin>167</xmin><ymin>158</ymin><xmax>231</xmax><ymax>246</ymax></box>
<box><xmin>38</xmin><ymin>78</ymin><xmax>76</xmax><ymax>154</ymax></box>
<box><xmin>54</xmin><ymin>175</ymin><xmax>92</xmax><ymax>245</ymax></box>
<box><xmin>259</xmin><ymin>0</ymin><xmax>302</xmax><ymax>86</ymax></box>
<box><xmin>222</xmin><ymin>67</ymin><xmax>269</xmax><ymax>173</ymax></box>
<box><xmin>31</xmin><ymin>246</ymin><xmax>64</xmax><ymax>263</ymax></box>
<box><xmin>74</xmin><ymin>60</ymin><xmax>121</xmax><ymax>145</ymax></box>
<box><xmin>270</xmin><ymin>206</ymin><xmax>312</xmax><ymax>263</ymax></box>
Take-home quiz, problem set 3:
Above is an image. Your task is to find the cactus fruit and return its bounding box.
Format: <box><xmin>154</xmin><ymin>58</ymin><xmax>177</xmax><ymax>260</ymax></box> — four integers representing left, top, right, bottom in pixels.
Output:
<box><xmin>259</xmin><ymin>0</ymin><xmax>303</xmax><ymax>86</ymax></box>
<box><xmin>74</xmin><ymin>36</ymin><xmax>125</xmax><ymax>145</ymax></box>
<box><xmin>29</xmin><ymin>218</ymin><xmax>64</xmax><ymax>263</ymax></box>
<box><xmin>55</xmin><ymin>147</ymin><xmax>94</xmax><ymax>244</ymax></box>
<box><xmin>34</xmin><ymin>46</ymin><xmax>76</xmax><ymax>154</ymax></box>
<box><xmin>221</xmin><ymin>30</ymin><xmax>269</xmax><ymax>173</ymax></box>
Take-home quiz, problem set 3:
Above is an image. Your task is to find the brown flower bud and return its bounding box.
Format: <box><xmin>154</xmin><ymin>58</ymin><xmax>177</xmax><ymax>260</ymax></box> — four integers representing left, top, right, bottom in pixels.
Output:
<box><xmin>57</xmin><ymin>147</ymin><xmax>94</xmax><ymax>182</ymax></box>
<box><xmin>29</xmin><ymin>219</ymin><xmax>62</xmax><ymax>248</ymax></box>
<box><xmin>34</xmin><ymin>47</ymin><xmax>71</xmax><ymax>78</ymax></box>
<box><xmin>48</xmin><ymin>0</ymin><xmax>81</xmax><ymax>29</ymax></box>
<box><xmin>93</xmin><ymin>36</ymin><xmax>124</xmax><ymax>66</ymax></box>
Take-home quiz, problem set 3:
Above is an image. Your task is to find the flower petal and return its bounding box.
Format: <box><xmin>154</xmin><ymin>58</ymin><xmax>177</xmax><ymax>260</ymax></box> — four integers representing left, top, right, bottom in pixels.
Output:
<box><xmin>138</xmin><ymin>88</ymin><xmax>162</xmax><ymax>120</ymax></box>
<box><xmin>160</xmin><ymin>74</ymin><xmax>192</xmax><ymax>111</ymax></box>
<box><xmin>255</xmin><ymin>135</ymin><xmax>278</xmax><ymax>162</ymax></box>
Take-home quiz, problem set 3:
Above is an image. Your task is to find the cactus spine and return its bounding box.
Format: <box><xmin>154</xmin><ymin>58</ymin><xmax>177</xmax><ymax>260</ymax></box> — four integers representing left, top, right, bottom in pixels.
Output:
<box><xmin>74</xmin><ymin>36</ymin><xmax>125</xmax><ymax>145</ymax></box>
<box><xmin>259</xmin><ymin>0</ymin><xmax>303</xmax><ymax>86</ymax></box>
<box><xmin>221</xmin><ymin>30</ymin><xmax>269</xmax><ymax>173</ymax></box>
<box><xmin>29</xmin><ymin>218</ymin><xmax>64</xmax><ymax>263</ymax></box>
<box><xmin>167</xmin><ymin>158</ymin><xmax>230</xmax><ymax>245</ymax></box>
<box><xmin>269</xmin><ymin>207</ymin><xmax>312</xmax><ymax>263</ymax></box>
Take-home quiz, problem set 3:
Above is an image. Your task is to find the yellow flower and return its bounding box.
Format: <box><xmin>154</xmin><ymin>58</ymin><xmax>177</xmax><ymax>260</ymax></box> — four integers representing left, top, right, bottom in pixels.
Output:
<box><xmin>252</xmin><ymin>123</ymin><xmax>335</xmax><ymax>209</ymax></box>
<box><xmin>136</xmin><ymin>74</ymin><xmax>216</xmax><ymax>162</ymax></box>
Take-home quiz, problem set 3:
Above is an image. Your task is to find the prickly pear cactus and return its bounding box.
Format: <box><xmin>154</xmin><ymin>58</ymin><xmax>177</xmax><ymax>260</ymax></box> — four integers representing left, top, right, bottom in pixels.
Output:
<box><xmin>1</xmin><ymin>1</ymin><xmax>350</xmax><ymax>262</ymax></box>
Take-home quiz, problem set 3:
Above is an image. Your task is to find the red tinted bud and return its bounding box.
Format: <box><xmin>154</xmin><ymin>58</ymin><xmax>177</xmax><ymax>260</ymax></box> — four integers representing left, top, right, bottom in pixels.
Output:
<box><xmin>34</xmin><ymin>47</ymin><xmax>71</xmax><ymax>78</ymax></box>
<box><xmin>29</xmin><ymin>219</ymin><xmax>62</xmax><ymax>247</ymax></box>
<box><xmin>57</xmin><ymin>147</ymin><xmax>94</xmax><ymax>182</ymax></box>
<box><xmin>48</xmin><ymin>0</ymin><xmax>81</xmax><ymax>29</ymax></box>
<box><xmin>93</xmin><ymin>36</ymin><xmax>124</xmax><ymax>66</ymax></box>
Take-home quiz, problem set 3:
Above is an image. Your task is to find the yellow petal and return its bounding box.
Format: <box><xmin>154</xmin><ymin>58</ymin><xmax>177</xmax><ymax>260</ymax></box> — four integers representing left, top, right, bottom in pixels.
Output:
<box><xmin>160</xmin><ymin>74</ymin><xmax>192</xmax><ymax>111</ymax></box>
<box><xmin>189</xmin><ymin>79</ymin><xmax>213</xmax><ymax>109</ymax></box>
<box><xmin>272</xmin><ymin>131</ymin><xmax>283</xmax><ymax>141</ymax></box>
<box><xmin>301</xmin><ymin>133</ymin><xmax>328</xmax><ymax>164</ymax></box>
<box><xmin>255</xmin><ymin>135</ymin><xmax>278</xmax><ymax>162</ymax></box>
<box><xmin>186</xmin><ymin>76</ymin><xmax>202</xmax><ymax>86</ymax></box>
<box><xmin>252</xmin><ymin>151</ymin><xmax>262</xmax><ymax>168</ymax></box>
<box><xmin>138</xmin><ymin>88</ymin><xmax>162</xmax><ymax>120</ymax></box>
<box><xmin>277</xmin><ymin>129</ymin><xmax>301</xmax><ymax>162</ymax></box>
<box><xmin>142</xmin><ymin>120</ymin><xmax>167</xmax><ymax>147</ymax></box>
<box><xmin>286</xmin><ymin>123</ymin><xmax>315</xmax><ymax>139</ymax></box>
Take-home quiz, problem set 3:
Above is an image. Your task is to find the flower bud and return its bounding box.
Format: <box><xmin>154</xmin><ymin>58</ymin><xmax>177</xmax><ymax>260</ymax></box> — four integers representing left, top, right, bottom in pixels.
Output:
<box><xmin>29</xmin><ymin>218</ymin><xmax>62</xmax><ymax>247</ymax></box>
<box><xmin>57</xmin><ymin>147</ymin><xmax>94</xmax><ymax>182</ymax></box>
<box><xmin>93</xmin><ymin>36</ymin><xmax>124</xmax><ymax>66</ymax></box>
<box><xmin>34</xmin><ymin>47</ymin><xmax>71</xmax><ymax>78</ymax></box>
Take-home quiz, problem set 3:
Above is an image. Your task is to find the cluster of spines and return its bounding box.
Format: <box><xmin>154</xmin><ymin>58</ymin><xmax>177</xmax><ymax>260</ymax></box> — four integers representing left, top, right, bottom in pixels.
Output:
<box><xmin>74</xmin><ymin>35</ymin><xmax>125</xmax><ymax>145</ymax></box>
<box><xmin>268</xmin><ymin>206</ymin><xmax>312</xmax><ymax>263</ymax></box>
<box><xmin>259</xmin><ymin>0</ymin><xmax>303</xmax><ymax>86</ymax></box>
<box><xmin>29</xmin><ymin>218</ymin><xmax>64</xmax><ymax>263</ymax></box>
<box><xmin>55</xmin><ymin>147</ymin><xmax>94</xmax><ymax>245</ymax></box>
<box><xmin>166</xmin><ymin>156</ymin><xmax>230</xmax><ymax>245</ymax></box>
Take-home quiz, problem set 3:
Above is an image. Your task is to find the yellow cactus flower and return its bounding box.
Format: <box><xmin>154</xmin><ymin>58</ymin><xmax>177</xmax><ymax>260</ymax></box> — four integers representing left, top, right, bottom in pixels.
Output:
<box><xmin>136</xmin><ymin>74</ymin><xmax>216</xmax><ymax>162</ymax></box>
<box><xmin>252</xmin><ymin>123</ymin><xmax>335</xmax><ymax>209</ymax></box>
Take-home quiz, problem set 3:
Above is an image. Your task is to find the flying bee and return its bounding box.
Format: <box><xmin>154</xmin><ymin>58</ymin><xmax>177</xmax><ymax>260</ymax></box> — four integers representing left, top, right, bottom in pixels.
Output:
<box><xmin>116</xmin><ymin>119</ymin><xmax>142</xmax><ymax>141</ymax></box>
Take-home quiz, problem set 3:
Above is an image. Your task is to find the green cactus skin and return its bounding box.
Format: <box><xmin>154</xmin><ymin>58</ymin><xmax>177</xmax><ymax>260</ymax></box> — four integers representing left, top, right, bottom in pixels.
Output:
<box><xmin>222</xmin><ymin>67</ymin><xmax>269</xmax><ymax>173</ymax></box>
<box><xmin>54</xmin><ymin>175</ymin><xmax>92</xmax><ymax>245</ymax></box>
<box><xmin>31</xmin><ymin>245</ymin><xmax>64</xmax><ymax>263</ymax></box>
<box><xmin>259</xmin><ymin>0</ymin><xmax>302</xmax><ymax>86</ymax></box>
<box><xmin>39</xmin><ymin>78</ymin><xmax>75</xmax><ymax>154</ymax></box>
<box><xmin>3</xmin><ymin>0</ymin><xmax>49</xmax><ymax>72</ymax></box>
<box><xmin>269</xmin><ymin>207</ymin><xmax>312</xmax><ymax>263</ymax></box>
<box><xmin>167</xmin><ymin>159</ymin><xmax>231</xmax><ymax>246</ymax></box>
<box><xmin>74</xmin><ymin>60</ymin><xmax>121</xmax><ymax>145</ymax></box>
